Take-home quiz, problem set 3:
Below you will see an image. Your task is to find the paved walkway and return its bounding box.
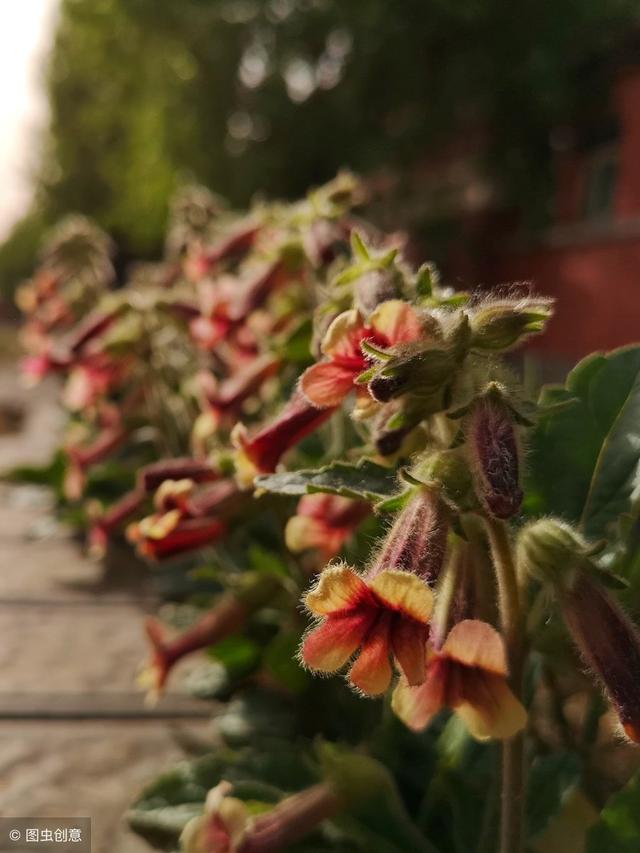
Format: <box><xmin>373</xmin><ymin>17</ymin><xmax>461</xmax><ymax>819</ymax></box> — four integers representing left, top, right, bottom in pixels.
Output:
<box><xmin>0</xmin><ymin>367</ymin><xmax>212</xmax><ymax>852</ymax></box>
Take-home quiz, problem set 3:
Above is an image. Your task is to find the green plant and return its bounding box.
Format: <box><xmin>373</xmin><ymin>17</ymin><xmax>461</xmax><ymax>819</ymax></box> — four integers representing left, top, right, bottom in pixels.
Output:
<box><xmin>15</xmin><ymin>175</ymin><xmax>640</xmax><ymax>852</ymax></box>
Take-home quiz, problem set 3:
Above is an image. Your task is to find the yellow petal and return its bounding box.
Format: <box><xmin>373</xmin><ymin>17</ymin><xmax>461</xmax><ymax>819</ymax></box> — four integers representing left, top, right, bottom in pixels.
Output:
<box><xmin>442</xmin><ymin>619</ymin><xmax>508</xmax><ymax>675</ymax></box>
<box><xmin>320</xmin><ymin>309</ymin><xmax>363</xmax><ymax>357</ymax></box>
<box><xmin>391</xmin><ymin>671</ymin><xmax>446</xmax><ymax>731</ymax></box>
<box><xmin>369</xmin><ymin>569</ymin><xmax>433</xmax><ymax>623</ymax></box>
<box><xmin>285</xmin><ymin>516</ymin><xmax>325</xmax><ymax>553</ymax></box>
<box><xmin>137</xmin><ymin>509</ymin><xmax>182</xmax><ymax>540</ymax></box>
<box><xmin>455</xmin><ymin>671</ymin><xmax>527</xmax><ymax>741</ymax></box>
<box><xmin>305</xmin><ymin>563</ymin><xmax>368</xmax><ymax>616</ymax></box>
<box><xmin>154</xmin><ymin>478</ymin><xmax>194</xmax><ymax>510</ymax></box>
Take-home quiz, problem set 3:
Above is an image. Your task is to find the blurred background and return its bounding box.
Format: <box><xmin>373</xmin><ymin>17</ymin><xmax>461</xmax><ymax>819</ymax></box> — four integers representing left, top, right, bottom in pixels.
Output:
<box><xmin>1</xmin><ymin>2</ymin><xmax>640</xmax><ymax>850</ymax></box>
<box><xmin>2</xmin><ymin>0</ymin><xmax>640</xmax><ymax>361</ymax></box>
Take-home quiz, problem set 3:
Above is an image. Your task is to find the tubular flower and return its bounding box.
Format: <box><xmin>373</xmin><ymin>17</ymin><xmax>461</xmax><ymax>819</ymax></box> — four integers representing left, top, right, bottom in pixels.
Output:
<box><xmin>301</xmin><ymin>563</ymin><xmax>433</xmax><ymax>696</ymax></box>
<box><xmin>128</xmin><ymin>513</ymin><xmax>226</xmax><ymax>560</ymax></box>
<box><xmin>300</xmin><ymin>300</ymin><xmax>423</xmax><ymax>411</ymax></box>
<box><xmin>87</xmin><ymin>488</ymin><xmax>146</xmax><ymax>557</ymax></box>
<box><xmin>232</xmin><ymin>390</ymin><xmax>336</xmax><ymax>485</ymax></box>
<box><xmin>137</xmin><ymin>457</ymin><xmax>220</xmax><ymax>493</ymax></box>
<box><xmin>141</xmin><ymin>574</ymin><xmax>280</xmax><ymax>698</ymax></box>
<box><xmin>518</xmin><ymin>518</ymin><xmax>640</xmax><ymax>743</ymax></box>
<box><xmin>63</xmin><ymin>354</ymin><xmax>131</xmax><ymax>410</ymax></box>
<box><xmin>64</xmin><ymin>422</ymin><xmax>128</xmax><ymax>500</ymax></box>
<box><xmin>180</xmin><ymin>781</ymin><xmax>341</xmax><ymax>853</ymax></box>
<box><xmin>141</xmin><ymin>596</ymin><xmax>248</xmax><ymax>697</ymax></box>
<box><xmin>392</xmin><ymin>619</ymin><xmax>527</xmax><ymax>740</ymax></box>
<box><xmin>558</xmin><ymin>572</ymin><xmax>640</xmax><ymax>743</ymax></box>
<box><xmin>300</xmin><ymin>486</ymin><xmax>450</xmax><ymax>695</ymax></box>
<box><xmin>181</xmin><ymin>782</ymin><xmax>248</xmax><ymax>853</ymax></box>
<box><xmin>372</xmin><ymin>486</ymin><xmax>450</xmax><ymax>586</ymax></box>
<box><xmin>126</xmin><ymin>479</ymin><xmax>238</xmax><ymax>561</ymax></box>
<box><xmin>285</xmin><ymin>494</ymin><xmax>371</xmax><ymax>560</ymax></box>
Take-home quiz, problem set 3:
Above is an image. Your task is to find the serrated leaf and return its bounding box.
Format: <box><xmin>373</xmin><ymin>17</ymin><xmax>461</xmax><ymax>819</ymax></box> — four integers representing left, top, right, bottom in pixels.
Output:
<box><xmin>256</xmin><ymin>459</ymin><xmax>398</xmax><ymax>502</ymax></box>
<box><xmin>526</xmin><ymin>345</ymin><xmax>640</xmax><ymax>539</ymax></box>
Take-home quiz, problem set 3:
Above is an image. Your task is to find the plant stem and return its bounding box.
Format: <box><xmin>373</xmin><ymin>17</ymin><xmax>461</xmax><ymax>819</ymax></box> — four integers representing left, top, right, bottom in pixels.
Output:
<box><xmin>484</xmin><ymin>516</ymin><xmax>525</xmax><ymax>853</ymax></box>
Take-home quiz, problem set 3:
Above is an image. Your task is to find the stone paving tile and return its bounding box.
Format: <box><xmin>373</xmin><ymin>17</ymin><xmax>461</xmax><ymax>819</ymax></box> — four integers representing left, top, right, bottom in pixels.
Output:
<box><xmin>0</xmin><ymin>720</ymin><xmax>213</xmax><ymax>852</ymax></box>
<box><xmin>0</xmin><ymin>361</ymin><xmax>214</xmax><ymax>852</ymax></box>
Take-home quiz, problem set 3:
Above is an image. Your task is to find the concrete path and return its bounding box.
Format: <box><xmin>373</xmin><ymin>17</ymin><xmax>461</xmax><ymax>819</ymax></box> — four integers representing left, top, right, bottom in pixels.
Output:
<box><xmin>0</xmin><ymin>366</ymin><xmax>212</xmax><ymax>852</ymax></box>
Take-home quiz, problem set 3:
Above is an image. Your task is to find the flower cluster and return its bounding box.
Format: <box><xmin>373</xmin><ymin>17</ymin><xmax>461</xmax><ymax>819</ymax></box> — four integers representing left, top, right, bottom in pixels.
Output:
<box><xmin>18</xmin><ymin>173</ymin><xmax>640</xmax><ymax>853</ymax></box>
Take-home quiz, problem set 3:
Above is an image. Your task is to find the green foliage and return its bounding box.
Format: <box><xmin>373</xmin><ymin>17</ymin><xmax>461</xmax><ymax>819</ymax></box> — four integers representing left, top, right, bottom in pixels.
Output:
<box><xmin>256</xmin><ymin>459</ymin><xmax>400</xmax><ymax>503</ymax></box>
<box><xmin>526</xmin><ymin>345</ymin><xmax>640</xmax><ymax>539</ymax></box>
<box><xmin>587</xmin><ymin>770</ymin><xmax>640</xmax><ymax>852</ymax></box>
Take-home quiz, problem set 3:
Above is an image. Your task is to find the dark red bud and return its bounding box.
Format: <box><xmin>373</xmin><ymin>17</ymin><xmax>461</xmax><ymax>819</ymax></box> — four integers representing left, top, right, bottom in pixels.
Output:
<box><xmin>468</xmin><ymin>395</ymin><xmax>522</xmax><ymax>519</ymax></box>
<box><xmin>560</xmin><ymin>572</ymin><xmax>640</xmax><ymax>743</ymax></box>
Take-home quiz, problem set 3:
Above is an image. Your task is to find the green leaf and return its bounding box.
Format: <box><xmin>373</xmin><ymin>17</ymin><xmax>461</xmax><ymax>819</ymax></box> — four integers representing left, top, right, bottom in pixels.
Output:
<box><xmin>208</xmin><ymin>635</ymin><xmax>261</xmax><ymax>679</ymax></box>
<box><xmin>350</xmin><ymin>230</ymin><xmax>370</xmax><ymax>261</ymax></box>
<box><xmin>264</xmin><ymin>632</ymin><xmax>309</xmax><ymax>692</ymax></box>
<box><xmin>527</xmin><ymin>751</ymin><xmax>582</xmax><ymax>840</ymax></box>
<box><xmin>587</xmin><ymin>769</ymin><xmax>640</xmax><ymax>852</ymax></box>
<box><xmin>256</xmin><ymin>459</ymin><xmax>399</xmax><ymax>503</ymax></box>
<box><xmin>319</xmin><ymin>742</ymin><xmax>438</xmax><ymax>853</ymax></box>
<box><xmin>526</xmin><ymin>345</ymin><xmax>640</xmax><ymax>539</ymax></box>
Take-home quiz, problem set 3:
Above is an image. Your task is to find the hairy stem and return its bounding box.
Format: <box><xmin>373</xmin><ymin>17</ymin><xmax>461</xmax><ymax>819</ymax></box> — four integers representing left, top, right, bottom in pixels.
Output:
<box><xmin>485</xmin><ymin>516</ymin><xmax>525</xmax><ymax>853</ymax></box>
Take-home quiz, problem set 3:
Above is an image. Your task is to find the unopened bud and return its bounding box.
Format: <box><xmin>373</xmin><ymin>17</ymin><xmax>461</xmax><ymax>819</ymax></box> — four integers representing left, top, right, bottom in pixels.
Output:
<box><xmin>518</xmin><ymin>518</ymin><xmax>640</xmax><ymax>742</ymax></box>
<box><xmin>516</xmin><ymin>518</ymin><xmax>590</xmax><ymax>588</ymax></box>
<box><xmin>367</xmin><ymin>345</ymin><xmax>454</xmax><ymax>405</ymax></box>
<box><xmin>470</xmin><ymin>298</ymin><xmax>553</xmax><ymax>352</ymax></box>
<box><xmin>467</xmin><ymin>389</ymin><xmax>522</xmax><ymax>519</ymax></box>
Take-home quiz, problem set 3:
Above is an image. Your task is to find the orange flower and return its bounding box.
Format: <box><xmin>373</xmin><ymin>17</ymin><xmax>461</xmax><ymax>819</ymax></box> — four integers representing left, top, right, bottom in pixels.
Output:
<box><xmin>392</xmin><ymin>620</ymin><xmax>526</xmax><ymax>740</ymax></box>
<box><xmin>301</xmin><ymin>563</ymin><xmax>433</xmax><ymax>696</ymax></box>
<box><xmin>285</xmin><ymin>494</ymin><xmax>370</xmax><ymax>559</ymax></box>
<box><xmin>300</xmin><ymin>300</ymin><xmax>423</xmax><ymax>410</ymax></box>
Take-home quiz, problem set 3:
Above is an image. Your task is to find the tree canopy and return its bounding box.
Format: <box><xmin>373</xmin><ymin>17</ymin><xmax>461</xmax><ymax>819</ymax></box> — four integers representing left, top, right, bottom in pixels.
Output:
<box><xmin>1</xmin><ymin>0</ymin><xmax>636</xmax><ymax>296</ymax></box>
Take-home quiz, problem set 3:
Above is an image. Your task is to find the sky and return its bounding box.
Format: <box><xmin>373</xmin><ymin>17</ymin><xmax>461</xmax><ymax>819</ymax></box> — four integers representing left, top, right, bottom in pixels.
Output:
<box><xmin>0</xmin><ymin>0</ymin><xmax>59</xmax><ymax>240</ymax></box>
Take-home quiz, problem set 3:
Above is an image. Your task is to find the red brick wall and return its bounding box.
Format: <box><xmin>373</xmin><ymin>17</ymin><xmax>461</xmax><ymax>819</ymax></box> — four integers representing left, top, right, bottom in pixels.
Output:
<box><xmin>486</xmin><ymin>66</ymin><xmax>640</xmax><ymax>360</ymax></box>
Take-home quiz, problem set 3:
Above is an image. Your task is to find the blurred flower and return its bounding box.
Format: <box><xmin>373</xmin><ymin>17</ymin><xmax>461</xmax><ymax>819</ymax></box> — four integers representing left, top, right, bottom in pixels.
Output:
<box><xmin>392</xmin><ymin>619</ymin><xmax>526</xmax><ymax>740</ymax></box>
<box><xmin>232</xmin><ymin>390</ymin><xmax>335</xmax><ymax>485</ymax></box>
<box><xmin>285</xmin><ymin>494</ymin><xmax>370</xmax><ymax>559</ymax></box>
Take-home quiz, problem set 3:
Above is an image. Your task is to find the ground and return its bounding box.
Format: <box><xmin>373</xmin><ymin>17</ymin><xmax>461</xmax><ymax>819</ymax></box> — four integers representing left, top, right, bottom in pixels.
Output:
<box><xmin>0</xmin><ymin>360</ymin><xmax>212</xmax><ymax>852</ymax></box>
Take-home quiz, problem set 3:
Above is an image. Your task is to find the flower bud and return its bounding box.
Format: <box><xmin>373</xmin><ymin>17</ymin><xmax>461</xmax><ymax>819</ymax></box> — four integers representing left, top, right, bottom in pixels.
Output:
<box><xmin>517</xmin><ymin>518</ymin><xmax>640</xmax><ymax>742</ymax></box>
<box><xmin>470</xmin><ymin>298</ymin><xmax>553</xmax><ymax>352</ymax></box>
<box><xmin>561</xmin><ymin>573</ymin><xmax>640</xmax><ymax>743</ymax></box>
<box><xmin>367</xmin><ymin>345</ymin><xmax>454</xmax><ymax>406</ymax></box>
<box><xmin>516</xmin><ymin>518</ymin><xmax>588</xmax><ymax>588</ymax></box>
<box><xmin>466</xmin><ymin>389</ymin><xmax>522</xmax><ymax>519</ymax></box>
